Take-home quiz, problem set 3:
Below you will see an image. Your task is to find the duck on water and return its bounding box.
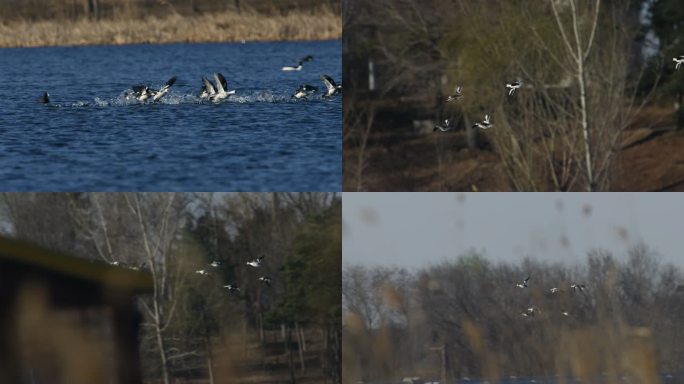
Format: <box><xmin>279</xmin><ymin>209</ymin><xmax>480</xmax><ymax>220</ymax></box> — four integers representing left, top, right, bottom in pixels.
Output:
<box><xmin>127</xmin><ymin>76</ymin><xmax>177</xmax><ymax>102</ymax></box>
<box><xmin>199</xmin><ymin>72</ymin><xmax>236</xmax><ymax>102</ymax></box>
<box><xmin>320</xmin><ymin>74</ymin><xmax>342</xmax><ymax>98</ymax></box>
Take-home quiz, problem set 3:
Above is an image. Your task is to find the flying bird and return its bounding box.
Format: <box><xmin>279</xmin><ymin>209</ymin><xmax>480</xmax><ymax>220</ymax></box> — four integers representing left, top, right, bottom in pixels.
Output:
<box><xmin>246</xmin><ymin>256</ymin><xmax>264</xmax><ymax>268</ymax></box>
<box><xmin>445</xmin><ymin>86</ymin><xmax>463</xmax><ymax>102</ymax></box>
<box><xmin>151</xmin><ymin>76</ymin><xmax>177</xmax><ymax>102</ymax></box>
<box><xmin>258</xmin><ymin>276</ymin><xmax>272</xmax><ymax>286</ymax></box>
<box><xmin>433</xmin><ymin>119</ymin><xmax>455</xmax><ymax>132</ymax></box>
<box><xmin>210</xmin><ymin>261</ymin><xmax>221</xmax><ymax>268</ymax></box>
<box><xmin>570</xmin><ymin>283</ymin><xmax>586</xmax><ymax>292</ymax></box>
<box><xmin>224</xmin><ymin>284</ymin><xmax>240</xmax><ymax>293</ymax></box>
<box><xmin>131</xmin><ymin>76</ymin><xmax>177</xmax><ymax>102</ymax></box>
<box><xmin>291</xmin><ymin>84</ymin><xmax>318</xmax><ymax>100</ymax></box>
<box><xmin>550</xmin><ymin>287</ymin><xmax>560</xmax><ymax>293</ymax></box>
<box><xmin>320</xmin><ymin>75</ymin><xmax>342</xmax><ymax>98</ymax></box>
<box><xmin>282</xmin><ymin>61</ymin><xmax>304</xmax><ymax>71</ymax></box>
<box><xmin>199</xmin><ymin>73</ymin><xmax>236</xmax><ymax>101</ymax></box>
<box><xmin>130</xmin><ymin>85</ymin><xmax>154</xmax><ymax>102</ymax></box>
<box><xmin>473</xmin><ymin>114</ymin><xmax>493</xmax><ymax>130</ymax></box>
<box><xmin>506</xmin><ymin>80</ymin><xmax>522</xmax><ymax>96</ymax></box>
<box><xmin>674</xmin><ymin>56</ymin><xmax>684</xmax><ymax>70</ymax></box>
<box><xmin>516</xmin><ymin>276</ymin><xmax>530</xmax><ymax>288</ymax></box>
<box><xmin>195</xmin><ymin>269</ymin><xmax>210</xmax><ymax>276</ymax></box>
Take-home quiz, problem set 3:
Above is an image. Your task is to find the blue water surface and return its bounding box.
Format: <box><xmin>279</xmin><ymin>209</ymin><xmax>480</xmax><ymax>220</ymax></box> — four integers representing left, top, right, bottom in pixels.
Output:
<box><xmin>0</xmin><ymin>40</ymin><xmax>341</xmax><ymax>191</ymax></box>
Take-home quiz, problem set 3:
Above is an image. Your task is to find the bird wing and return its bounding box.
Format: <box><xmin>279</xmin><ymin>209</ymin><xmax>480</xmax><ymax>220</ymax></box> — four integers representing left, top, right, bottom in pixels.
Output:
<box><xmin>162</xmin><ymin>76</ymin><xmax>177</xmax><ymax>90</ymax></box>
<box><xmin>524</xmin><ymin>276</ymin><xmax>530</xmax><ymax>283</ymax></box>
<box><xmin>202</xmin><ymin>76</ymin><xmax>216</xmax><ymax>95</ymax></box>
<box><xmin>213</xmin><ymin>73</ymin><xmax>226</xmax><ymax>93</ymax></box>
<box><xmin>320</xmin><ymin>75</ymin><xmax>336</xmax><ymax>93</ymax></box>
<box><xmin>215</xmin><ymin>73</ymin><xmax>228</xmax><ymax>93</ymax></box>
<box><xmin>300</xmin><ymin>55</ymin><xmax>313</xmax><ymax>62</ymax></box>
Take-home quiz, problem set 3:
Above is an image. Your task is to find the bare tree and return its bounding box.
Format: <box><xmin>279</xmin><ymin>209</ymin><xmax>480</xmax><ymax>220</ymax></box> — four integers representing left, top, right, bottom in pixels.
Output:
<box><xmin>72</xmin><ymin>193</ymin><xmax>187</xmax><ymax>384</ymax></box>
<box><xmin>451</xmin><ymin>0</ymin><xmax>657</xmax><ymax>191</ymax></box>
<box><xmin>343</xmin><ymin>245</ymin><xmax>684</xmax><ymax>382</ymax></box>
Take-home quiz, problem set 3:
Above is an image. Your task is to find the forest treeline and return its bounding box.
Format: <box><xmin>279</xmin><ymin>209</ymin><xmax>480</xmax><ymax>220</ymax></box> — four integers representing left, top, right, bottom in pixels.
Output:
<box><xmin>343</xmin><ymin>246</ymin><xmax>684</xmax><ymax>383</ymax></box>
<box><xmin>0</xmin><ymin>192</ymin><xmax>341</xmax><ymax>384</ymax></box>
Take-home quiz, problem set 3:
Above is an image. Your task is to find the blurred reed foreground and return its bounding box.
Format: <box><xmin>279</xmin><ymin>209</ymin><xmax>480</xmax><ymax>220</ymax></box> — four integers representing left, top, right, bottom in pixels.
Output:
<box><xmin>343</xmin><ymin>246</ymin><xmax>684</xmax><ymax>384</ymax></box>
<box><xmin>0</xmin><ymin>0</ymin><xmax>341</xmax><ymax>47</ymax></box>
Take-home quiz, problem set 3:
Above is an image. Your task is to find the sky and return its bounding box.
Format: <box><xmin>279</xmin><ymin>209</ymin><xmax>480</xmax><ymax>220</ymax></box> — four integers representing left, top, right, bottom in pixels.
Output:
<box><xmin>343</xmin><ymin>193</ymin><xmax>684</xmax><ymax>269</ymax></box>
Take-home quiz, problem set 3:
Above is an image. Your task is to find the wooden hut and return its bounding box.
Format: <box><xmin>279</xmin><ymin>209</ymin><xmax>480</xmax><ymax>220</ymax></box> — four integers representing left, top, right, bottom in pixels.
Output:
<box><xmin>0</xmin><ymin>236</ymin><xmax>153</xmax><ymax>384</ymax></box>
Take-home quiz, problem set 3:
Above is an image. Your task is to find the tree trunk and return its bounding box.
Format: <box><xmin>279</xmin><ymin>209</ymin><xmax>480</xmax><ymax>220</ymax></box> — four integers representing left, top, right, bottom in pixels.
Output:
<box><xmin>299</xmin><ymin>325</ymin><xmax>307</xmax><ymax>351</ymax></box>
<box><xmin>333</xmin><ymin>326</ymin><xmax>341</xmax><ymax>384</ymax></box>
<box><xmin>206</xmin><ymin>334</ymin><xmax>215</xmax><ymax>384</ymax></box>
<box><xmin>86</xmin><ymin>0</ymin><xmax>99</xmax><ymax>20</ymax></box>
<box><xmin>322</xmin><ymin>328</ymin><xmax>328</xmax><ymax>373</ymax></box>
<box><xmin>676</xmin><ymin>92</ymin><xmax>683</xmax><ymax>131</ymax></box>
<box><xmin>464</xmin><ymin>115</ymin><xmax>476</xmax><ymax>149</ymax></box>
<box><xmin>154</xmin><ymin>317</ymin><xmax>170</xmax><ymax>384</ymax></box>
<box><xmin>288</xmin><ymin>324</ymin><xmax>297</xmax><ymax>384</ymax></box>
<box><xmin>259</xmin><ymin>312</ymin><xmax>265</xmax><ymax>344</ymax></box>
<box><xmin>577</xmin><ymin>66</ymin><xmax>594</xmax><ymax>191</ymax></box>
<box><xmin>296</xmin><ymin>321</ymin><xmax>305</xmax><ymax>371</ymax></box>
<box><xmin>243</xmin><ymin>317</ymin><xmax>248</xmax><ymax>357</ymax></box>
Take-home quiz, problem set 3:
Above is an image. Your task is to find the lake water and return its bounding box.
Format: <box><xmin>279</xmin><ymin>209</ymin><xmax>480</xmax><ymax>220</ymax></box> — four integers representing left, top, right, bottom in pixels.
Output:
<box><xmin>0</xmin><ymin>40</ymin><xmax>341</xmax><ymax>191</ymax></box>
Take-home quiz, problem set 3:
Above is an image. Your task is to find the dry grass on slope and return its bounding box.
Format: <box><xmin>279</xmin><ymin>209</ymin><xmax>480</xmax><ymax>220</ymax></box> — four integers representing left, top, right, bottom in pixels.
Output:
<box><xmin>0</xmin><ymin>8</ymin><xmax>341</xmax><ymax>48</ymax></box>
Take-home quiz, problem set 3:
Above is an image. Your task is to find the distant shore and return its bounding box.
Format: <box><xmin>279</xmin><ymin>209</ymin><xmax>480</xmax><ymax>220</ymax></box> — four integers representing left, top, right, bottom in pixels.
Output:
<box><xmin>0</xmin><ymin>9</ymin><xmax>341</xmax><ymax>48</ymax></box>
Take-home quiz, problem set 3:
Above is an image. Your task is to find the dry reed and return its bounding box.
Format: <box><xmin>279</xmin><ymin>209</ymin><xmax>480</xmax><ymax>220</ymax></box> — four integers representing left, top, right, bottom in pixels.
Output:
<box><xmin>0</xmin><ymin>8</ymin><xmax>341</xmax><ymax>48</ymax></box>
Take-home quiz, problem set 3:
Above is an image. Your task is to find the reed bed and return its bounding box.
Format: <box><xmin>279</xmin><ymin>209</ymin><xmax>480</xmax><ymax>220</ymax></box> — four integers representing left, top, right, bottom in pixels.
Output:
<box><xmin>0</xmin><ymin>8</ymin><xmax>341</xmax><ymax>48</ymax></box>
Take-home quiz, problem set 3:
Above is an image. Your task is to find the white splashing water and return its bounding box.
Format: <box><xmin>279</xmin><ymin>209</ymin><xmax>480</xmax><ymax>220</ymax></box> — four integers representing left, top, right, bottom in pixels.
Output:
<box><xmin>66</xmin><ymin>90</ymin><xmax>326</xmax><ymax>107</ymax></box>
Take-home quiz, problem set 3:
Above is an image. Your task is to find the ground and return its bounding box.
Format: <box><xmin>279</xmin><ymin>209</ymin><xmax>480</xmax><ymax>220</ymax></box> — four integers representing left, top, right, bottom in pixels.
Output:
<box><xmin>344</xmin><ymin>103</ymin><xmax>684</xmax><ymax>192</ymax></box>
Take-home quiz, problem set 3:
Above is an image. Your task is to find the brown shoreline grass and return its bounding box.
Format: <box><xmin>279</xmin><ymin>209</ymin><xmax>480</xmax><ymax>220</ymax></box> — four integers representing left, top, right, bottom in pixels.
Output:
<box><xmin>0</xmin><ymin>8</ymin><xmax>341</xmax><ymax>48</ymax></box>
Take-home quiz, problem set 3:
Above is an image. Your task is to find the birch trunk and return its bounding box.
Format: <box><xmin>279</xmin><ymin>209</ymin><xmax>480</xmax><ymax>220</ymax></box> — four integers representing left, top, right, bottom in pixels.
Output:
<box><xmin>577</xmin><ymin>66</ymin><xmax>594</xmax><ymax>191</ymax></box>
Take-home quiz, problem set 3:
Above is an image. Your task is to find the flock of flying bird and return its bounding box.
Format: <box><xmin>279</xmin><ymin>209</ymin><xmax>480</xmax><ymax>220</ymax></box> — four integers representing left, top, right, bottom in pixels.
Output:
<box><xmin>515</xmin><ymin>275</ymin><xmax>587</xmax><ymax>318</ymax></box>
<box><xmin>432</xmin><ymin>80</ymin><xmax>520</xmax><ymax>133</ymax></box>
<box><xmin>433</xmin><ymin>54</ymin><xmax>684</xmax><ymax>133</ymax></box>
<box><xmin>108</xmin><ymin>255</ymin><xmax>271</xmax><ymax>296</ymax></box>
<box><xmin>195</xmin><ymin>255</ymin><xmax>271</xmax><ymax>295</ymax></box>
<box><xmin>38</xmin><ymin>55</ymin><xmax>342</xmax><ymax>104</ymax></box>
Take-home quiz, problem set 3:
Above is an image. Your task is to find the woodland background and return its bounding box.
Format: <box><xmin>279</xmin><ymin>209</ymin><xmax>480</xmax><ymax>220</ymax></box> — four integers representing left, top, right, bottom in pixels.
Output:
<box><xmin>343</xmin><ymin>246</ymin><xmax>684</xmax><ymax>383</ymax></box>
<box><xmin>0</xmin><ymin>192</ymin><xmax>341</xmax><ymax>384</ymax></box>
<box><xmin>343</xmin><ymin>0</ymin><xmax>684</xmax><ymax>192</ymax></box>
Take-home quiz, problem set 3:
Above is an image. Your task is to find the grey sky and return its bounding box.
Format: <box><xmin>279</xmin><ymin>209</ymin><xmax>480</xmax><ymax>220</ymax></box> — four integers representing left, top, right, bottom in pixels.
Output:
<box><xmin>343</xmin><ymin>193</ymin><xmax>684</xmax><ymax>269</ymax></box>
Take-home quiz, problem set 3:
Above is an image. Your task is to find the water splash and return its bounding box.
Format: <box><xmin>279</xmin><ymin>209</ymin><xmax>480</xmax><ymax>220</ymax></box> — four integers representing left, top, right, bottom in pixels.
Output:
<box><xmin>61</xmin><ymin>90</ymin><xmax>337</xmax><ymax>108</ymax></box>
